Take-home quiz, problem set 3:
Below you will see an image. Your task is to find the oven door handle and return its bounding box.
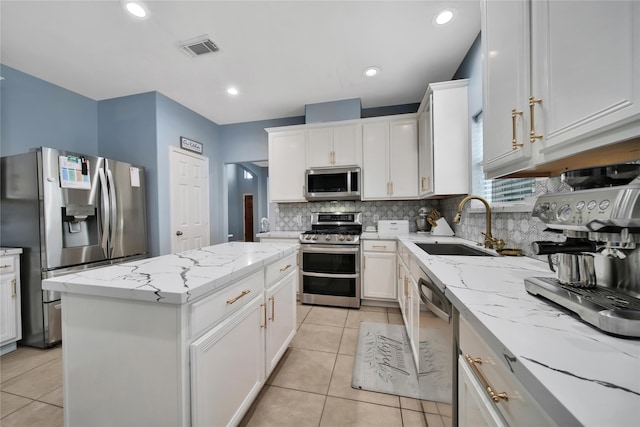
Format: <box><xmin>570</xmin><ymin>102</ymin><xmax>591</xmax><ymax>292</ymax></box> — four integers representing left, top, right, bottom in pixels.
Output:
<box><xmin>301</xmin><ymin>272</ymin><xmax>359</xmax><ymax>279</ymax></box>
<box><xmin>419</xmin><ymin>277</ymin><xmax>451</xmax><ymax>324</ymax></box>
<box><xmin>301</xmin><ymin>245</ymin><xmax>360</xmax><ymax>254</ymax></box>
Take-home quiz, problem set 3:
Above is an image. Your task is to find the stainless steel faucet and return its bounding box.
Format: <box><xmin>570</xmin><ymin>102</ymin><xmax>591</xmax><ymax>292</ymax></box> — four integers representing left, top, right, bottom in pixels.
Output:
<box><xmin>453</xmin><ymin>195</ymin><xmax>505</xmax><ymax>250</ymax></box>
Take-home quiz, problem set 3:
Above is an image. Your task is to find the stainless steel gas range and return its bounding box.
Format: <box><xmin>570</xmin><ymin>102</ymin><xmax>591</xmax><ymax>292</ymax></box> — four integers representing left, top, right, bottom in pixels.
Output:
<box><xmin>299</xmin><ymin>212</ymin><xmax>362</xmax><ymax>308</ymax></box>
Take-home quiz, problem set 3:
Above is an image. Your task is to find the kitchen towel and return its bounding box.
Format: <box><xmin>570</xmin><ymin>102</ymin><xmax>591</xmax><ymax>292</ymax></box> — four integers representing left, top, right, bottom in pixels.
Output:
<box><xmin>351</xmin><ymin>322</ymin><xmax>451</xmax><ymax>403</ymax></box>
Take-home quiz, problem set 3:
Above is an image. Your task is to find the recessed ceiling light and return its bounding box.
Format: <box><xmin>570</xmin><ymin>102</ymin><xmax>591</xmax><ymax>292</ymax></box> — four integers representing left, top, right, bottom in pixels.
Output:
<box><xmin>226</xmin><ymin>87</ymin><xmax>239</xmax><ymax>96</ymax></box>
<box><xmin>363</xmin><ymin>67</ymin><xmax>380</xmax><ymax>78</ymax></box>
<box><xmin>435</xmin><ymin>9</ymin><xmax>454</xmax><ymax>25</ymax></box>
<box><xmin>124</xmin><ymin>2</ymin><xmax>147</xmax><ymax>18</ymax></box>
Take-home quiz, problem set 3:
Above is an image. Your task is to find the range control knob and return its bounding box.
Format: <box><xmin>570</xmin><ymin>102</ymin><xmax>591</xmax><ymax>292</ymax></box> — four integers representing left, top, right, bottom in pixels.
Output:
<box><xmin>325</xmin><ymin>235</ymin><xmax>331</xmax><ymax>241</ymax></box>
<box><xmin>312</xmin><ymin>235</ymin><xmax>318</xmax><ymax>241</ymax></box>
<box><xmin>556</xmin><ymin>204</ymin><xmax>573</xmax><ymax>222</ymax></box>
<box><xmin>338</xmin><ymin>234</ymin><xmax>345</xmax><ymax>241</ymax></box>
<box><xmin>346</xmin><ymin>235</ymin><xmax>353</xmax><ymax>241</ymax></box>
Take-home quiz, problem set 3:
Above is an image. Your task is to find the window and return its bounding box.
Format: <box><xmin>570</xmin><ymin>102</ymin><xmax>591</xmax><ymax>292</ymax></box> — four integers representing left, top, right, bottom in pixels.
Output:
<box><xmin>243</xmin><ymin>170</ymin><xmax>253</xmax><ymax>180</ymax></box>
<box><xmin>471</xmin><ymin>112</ymin><xmax>535</xmax><ymax>203</ymax></box>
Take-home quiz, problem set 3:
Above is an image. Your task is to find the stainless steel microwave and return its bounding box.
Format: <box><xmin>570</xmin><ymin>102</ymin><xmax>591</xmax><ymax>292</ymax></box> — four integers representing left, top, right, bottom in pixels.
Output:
<box><xmin>305</xmin><ymin>166</ymin><xmax>361</xmax><ymax>201</ymax></box>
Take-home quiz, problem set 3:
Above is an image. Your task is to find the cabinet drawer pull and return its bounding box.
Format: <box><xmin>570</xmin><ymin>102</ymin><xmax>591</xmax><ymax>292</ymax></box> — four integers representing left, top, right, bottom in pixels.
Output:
<box><xmin>226</xmin><ymin>289</ymin><xmax>251</xmax><ymax>305</ymax></box>
<box><xmin>371</xmin><ymin>245</ymin><xmax>387</xmax><ymax>249</ymax></box>
<box><xmin>465</xmin><ymin>354</ymin><xmax>509</xmax><ymax>403</ymax></box>
<box><xmin>261</xmin><ymin>303</ymin><xmax>267</xmax><ymax>328</ymax></box>
<box><xmin>511</xmin><ymin>109</ymin><xmax>524</xmax><ymax>149</ymax></box>
<box><xmin>269</xmin><ymin>296</ymin><xmax>275</xmax><ymax>322</ymax></box>
<box><xmin>529</xmin><ymin>96</ymin><xmax>543</xmax><ymax>143</ymax></box>
<box><xmin>11</xmin><ymin>278</ymin><xmax>17</xmax><ymax>299</ymax></box>
<box><xmin>0</xmin><ymin>264</ymin><xmax>11</xmax><ymax>269</ymax></box>
<box><xmin>279</xmin><ymin>264</ymin><xmax>292</xmax><ymax>272</ymax></box>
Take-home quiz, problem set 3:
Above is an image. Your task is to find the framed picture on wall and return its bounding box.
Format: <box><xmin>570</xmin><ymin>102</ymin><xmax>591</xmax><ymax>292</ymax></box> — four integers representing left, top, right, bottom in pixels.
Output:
<box><xmin>180</xmin><ymin>137</ymin><xmax>203</xmax><ymax>154</ymax></box>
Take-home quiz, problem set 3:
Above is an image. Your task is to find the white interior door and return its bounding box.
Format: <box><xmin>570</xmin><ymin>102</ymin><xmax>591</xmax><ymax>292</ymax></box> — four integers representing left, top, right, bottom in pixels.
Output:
<box><xmin>170</xmin><ymin>147</ymin><xmax>210</xmax><ymax>253</ymax></box>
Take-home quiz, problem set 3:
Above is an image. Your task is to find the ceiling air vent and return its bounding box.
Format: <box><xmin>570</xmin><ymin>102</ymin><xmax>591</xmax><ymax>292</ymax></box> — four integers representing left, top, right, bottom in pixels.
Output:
<box><xmin>179</xmin><ymin>36</ymin><xmax>220</xmax><ymax>57</ymax></box>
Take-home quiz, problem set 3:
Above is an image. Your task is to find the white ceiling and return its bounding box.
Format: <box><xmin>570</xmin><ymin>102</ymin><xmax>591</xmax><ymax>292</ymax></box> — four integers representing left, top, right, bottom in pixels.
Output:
<box><xmin>1</xmin><ymin>0</ymin><xmax>480</xmax><ymax>125</ymax></box>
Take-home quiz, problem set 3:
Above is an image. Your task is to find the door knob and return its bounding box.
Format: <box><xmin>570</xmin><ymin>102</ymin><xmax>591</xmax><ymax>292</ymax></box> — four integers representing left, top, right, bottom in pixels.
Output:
<box><xmin>176</xmin><ymin>230</ymin><xmax>183</xmax><ymax>236</ymax></box>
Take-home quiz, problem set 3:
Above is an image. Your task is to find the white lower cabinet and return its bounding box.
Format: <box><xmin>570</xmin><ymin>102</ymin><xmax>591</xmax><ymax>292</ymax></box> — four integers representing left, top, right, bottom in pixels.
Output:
<box><xmin>458</xmin><ymin>316</ymin><xmax>556</xmax><ymax>427</ymax></box>
<box><xmin>191</xmin><ymin>296</ymin><xmax>265</xmax><ymax>427</ymax></box>
<box><xmin>265</xmin><ymin>267</ymin><xmax>297</xmax><ymax>376</ymax></box>
<box><xmin>361</xmin><ymin>240</ymin><xmax>397</xmax><ymax>300</ymax></box>
<box><xmin>458</xmin><ymin>354</ymin><xmax>508</xmax><ymax>427</ymax></box>
<box><xmin>0</xmin><ymin>250</ymin><xmax>22</xmax><ymax>354</ymax></box>
<box><xmin>60</xmin><ymin>253</ymin><xmax>298</xmax><ymax>427</ymax></box>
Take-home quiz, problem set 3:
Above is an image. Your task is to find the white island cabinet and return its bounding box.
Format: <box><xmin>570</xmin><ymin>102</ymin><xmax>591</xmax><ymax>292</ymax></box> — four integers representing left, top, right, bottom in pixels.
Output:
<box><xmin>43</xmin><ymin>242</ymin><xmax>298</xmax><ymax>427</ymax></box>
<box><xmin>0</xmin><ymin>247</ymin><xmax>22</xmax><ymax>355</ymax></box>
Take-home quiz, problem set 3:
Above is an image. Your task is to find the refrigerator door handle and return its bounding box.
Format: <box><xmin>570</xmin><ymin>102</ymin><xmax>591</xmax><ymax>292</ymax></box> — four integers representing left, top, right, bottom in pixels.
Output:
<box><xmin>106</xmin><ymin>168</ymin><xmax>117</xmax><ymax>258</ymax></box>
<box><xmin>98</xmin><ymin>168</ymin><xmax>110</xmax><ymax>258</ymax></box>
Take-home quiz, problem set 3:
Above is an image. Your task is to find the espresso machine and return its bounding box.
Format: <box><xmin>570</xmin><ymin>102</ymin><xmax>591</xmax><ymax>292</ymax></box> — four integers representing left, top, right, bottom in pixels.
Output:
<box><xmin>525</xmin><ymin>163</ymin><xmax>640</xmax><ymax>338</ymax></box>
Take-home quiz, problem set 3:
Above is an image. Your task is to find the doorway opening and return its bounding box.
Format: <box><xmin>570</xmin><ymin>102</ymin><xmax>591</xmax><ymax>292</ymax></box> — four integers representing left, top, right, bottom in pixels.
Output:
<box><xmin>226</xmin><ymin>162</ymin><xmax>268</xmax><ymax>242</ymax></box>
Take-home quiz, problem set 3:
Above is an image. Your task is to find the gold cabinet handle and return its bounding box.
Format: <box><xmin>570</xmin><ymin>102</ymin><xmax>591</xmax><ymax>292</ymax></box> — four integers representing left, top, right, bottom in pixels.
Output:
<box><xmin>421</xmin><ymin>177</ymin><xmax>426</xmax><ymax>192</ymax></box>
<box><xmin>398</xmin><ymin>264</ymin><xmax>401</xmax><ymax>280</ymax></box>
<box><xmin>269</xmin><ymin>296</ymin><xmax>275</xmax><ymax>322</ymax></box>
<box><xmin>529</xmin><ymin>96</ymin><xmax>543</xmax><ymax>143</ymax></box>
<box><xmin>11</xmin><ymin>278</ymin><xmax>17</xmax><ymax>299</ymax></box>
<box><xmin>0</xmin><ymin>264</ymin><xmax>11</xmax><ymax>269</ymax></box>
<box><xmin>279</xmin><ymin>264</ymin><xmax>292</xmax><ymax>273</ymax></box>
<box><xmin>261</xmin><ymin>303</ymin><xmax>267</xmax><ymax>328</ymax></box>
<box><xmin>427</xmin><ymin>177</ymin><xmax>431</xmax><ymax>191</ymax></box>
<box><xmin>371</xmin><ymin>245</ymin><xmax>388</xmax><ymax>249</ymax></box>
<box><xmin>465</xmin><ymin>354</ymin><xmax>509</xmax><ymax>403</ymax></box>
<box><xmin>404</xmin><ymin>277</ymin><xmax>409</xmax><ymax>298</ymax></box>
<box><xmin>511</xmin><ymin>109</ymin><xmax>524</xmax><ymax>149</ymax></box>
<box><xmin>226</xmin><ymin>289</ymin><xmax>251</xmax><ymax>305</ymax></box>
<box><xmin>390</xmin><ymin>182</ymin><xmax>393</xmax><ymax>195</ymax></box>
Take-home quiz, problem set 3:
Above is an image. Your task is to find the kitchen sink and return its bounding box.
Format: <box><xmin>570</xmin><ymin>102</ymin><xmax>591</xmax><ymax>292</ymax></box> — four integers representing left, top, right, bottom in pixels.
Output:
<box><xmin>415</xmin><ymin>243</ymin><xmax>495</xmax><ymax>256</ymax></box>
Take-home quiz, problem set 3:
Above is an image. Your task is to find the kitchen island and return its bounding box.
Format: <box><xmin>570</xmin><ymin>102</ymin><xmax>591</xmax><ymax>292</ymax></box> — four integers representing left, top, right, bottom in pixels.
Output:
<box><xmin>43</xmin><ymin>242</ymin><xmax>299</xmax><ymax>427</ymax></box>
<box><xmin>387</xmin><ymin>234</ymin><xmax>640</xmax><ymax>427</ymax></box>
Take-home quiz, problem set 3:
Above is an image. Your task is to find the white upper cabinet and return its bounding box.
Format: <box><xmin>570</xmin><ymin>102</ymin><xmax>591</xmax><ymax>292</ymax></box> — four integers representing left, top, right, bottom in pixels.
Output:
<box><xmin>481</xmin><ymin>0</ymin><xmax>532</xmax><ymax>178</ymax></box>
<box><xmin>482</xmin><ymin>0</ymin><xmax>640</xmax><ymax>179</ymax></box>
<box><xmin>267</xmin><ymin>129</ymin><xmax>307</xmax><ymax>202</ymax></box>
<box><xmin>362</xmin><ymin>116</ymin><xmax>418</xmax><ymax>200</ymax></box>
<box><xmin>306</xmin><ymin>124</ymin><xmax>361</xmax><ymax>168</ymax></box>
<box><xmin>418</xmin><ymin>80</ymin><xmax>470</xmax><ymax>198</ymax></box>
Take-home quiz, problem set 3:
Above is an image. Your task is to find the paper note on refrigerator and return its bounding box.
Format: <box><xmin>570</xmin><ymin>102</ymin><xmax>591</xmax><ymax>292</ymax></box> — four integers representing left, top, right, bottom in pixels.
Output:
<box><xmin>59</xmin><ymin>156</ymin><xmax>91</xmax><ymax>189</ymax></box>
<box><xmin>130</xmin><ymin>167</ymin><xmax>141</xmax><ymax>187</ymax></box>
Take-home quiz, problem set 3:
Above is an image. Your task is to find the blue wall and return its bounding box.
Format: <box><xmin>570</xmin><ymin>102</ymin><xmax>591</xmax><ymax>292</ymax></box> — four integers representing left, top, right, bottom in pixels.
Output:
<box><xmin>0</xmin><ymin>65</ymin><xmax>98</xmax><ymax>156</ymax></box>
<box><xmin>98</xmin><ymin>92</ymin><xmax>160</xmax><ymax>255</ymax></box>
<box><xmin>156</xmin><ymin>93</ymin><xmax>223</xmax><ymax>253</ymax></box>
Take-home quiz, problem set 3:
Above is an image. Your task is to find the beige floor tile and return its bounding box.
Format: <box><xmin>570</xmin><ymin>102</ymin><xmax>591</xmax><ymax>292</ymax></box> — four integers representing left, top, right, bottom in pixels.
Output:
<box><xmin>327</xmin><ymin>354</ymin><xmax>400</xmax><ymax>408</ymax></box>
<box><xmin>387</xmin><ymin>306</ymin><xmax>401</xmax><ymax>314</ymax></box>
<box><xmin>422</xmin><ymin>400</ymin><xmax>439</xmax><ymax>414</ymax></box>
<box><xmin>0</xmin><ymin>346</ymin><xmax>61</xmax><ymax>384</ymax></box>
<box><xmin>359</xmin><ymin>305</ymin><xmax>387</xmax><ymax>313</ymax></box>
<box><xmin>290</xmin><ymin>323</ymin><xmax>343</xmax><ymax>353</ymax></box>
<box><xmin>296</xmin><ymin>304</ymin><xmax>312</xmax><ymax>323</ymax></box>
<box><xmin>399</xmin><ymin>396</ymin><xmax>422</xmax><ymax>412</ymax></box>
<box><xmin>304</xmin><ymin>306</ymin><xmax>349</xmax><ymax>327</ymax></box>
<box><xmin>401</xmin><ymin>408</ymin><xmax>427</xmax><ymax>427</ymax></box>
<box><xmin>388</xmin><ymin>313</ymin><xmax>404</xmax><ymax>325</ymax></box>
<box><xmin>425</xmin><ymin>413</ymin><xmax>445</xmax><ymax>427</ymax></box>
<box><xmin>436</xmin><ymin>402</ymin><xmax>452</xmax><ymax>417</ymax></box>
<box><xmin>1</xmin><ymin>391</ymin><xmax>32</xmax><ymax>418</ymax></box>
<box><xmin>0</xmin><ymin>400</ymin><xmax>63</xmax><ymax>427</ymax></box>
<box><xmin>320</xmin><ymin>396</ymin><xmax>402</xmax><ymax>427</ymax></box>
<box><xmin>267</xmin><ymin>348</ymin><xmax>336</xmax><ymax>394</ymax></box>
<box><xmin>39</xmin><ymin>386</ymin><xmax>63</xmax><ymax>407</ymax></box>
<box><xmin>338</xmin><ymin>327</ymin><xmax>359</xmax><ymax>356</ymax></box>
<box><xmin>345</xmin><ymin>310</ymin><xmax>389</xmax><ymax>328</ymax></box>
<box><xmin>442</xmin><ymin>415</ymin><xmax>453</xmax><ymax>427</ymax></box>
<box><xmin>1</xmin><ymin>358</ymin><xmax>62</xmax><ymax>400</ymax></box>
<box><xmin>240</xmin><ymin>385</ymin><xmax>326</xmax><ymax>427</ymax></box>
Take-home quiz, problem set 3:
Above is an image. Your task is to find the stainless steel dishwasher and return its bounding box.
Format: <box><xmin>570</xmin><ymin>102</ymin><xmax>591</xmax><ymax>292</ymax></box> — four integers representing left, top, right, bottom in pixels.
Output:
<box><xmin>418</xmin><ymin>270</ymin><xmax>458</xmax><ymax>425</ymax></box>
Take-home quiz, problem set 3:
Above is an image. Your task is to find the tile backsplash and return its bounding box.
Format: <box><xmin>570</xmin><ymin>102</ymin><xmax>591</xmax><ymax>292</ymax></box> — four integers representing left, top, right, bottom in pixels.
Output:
<box><xmin>270</xmin><ymin>176</ymin><xmax>573</xmax><ymax>258</ymax></box>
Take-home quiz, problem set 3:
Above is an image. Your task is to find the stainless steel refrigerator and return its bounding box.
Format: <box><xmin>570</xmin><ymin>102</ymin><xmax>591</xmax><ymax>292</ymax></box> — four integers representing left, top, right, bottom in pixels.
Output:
<box><xmin>0</xmin><ymin>147</ymin><xmax>148</xmax><ymax>348</ymax></box>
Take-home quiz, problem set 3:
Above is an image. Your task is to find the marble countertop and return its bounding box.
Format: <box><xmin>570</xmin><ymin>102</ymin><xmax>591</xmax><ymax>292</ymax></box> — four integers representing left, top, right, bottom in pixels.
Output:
<box><xmin>0</xmin><ymin>247</ymin><xmax>23</xmax><ymax>256</ymax></box>
<box><xmin>396</xmin><ymin>234</ymin><xmax>640</xmax><ymax>427</ymax></box>
<box><xmin>256</xmin><ymin>231</ymin><xmax>304</xmax><ymax>239</ymax></box>
<box><xmin>42</xmin><ymin>242</ymin><xmax>299</xmax><ymax>304</ymax></box>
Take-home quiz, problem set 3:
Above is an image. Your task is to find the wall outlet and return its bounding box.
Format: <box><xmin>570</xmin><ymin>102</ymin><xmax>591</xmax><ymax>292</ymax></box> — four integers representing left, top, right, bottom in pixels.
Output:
<box><xmin>296</xmin><ymin>215</ymin><xmax>302</xmax><ymax>225</ymax></box>
<box><xmin>373</xmin><ymin>214</ymin><xmax>379</xmax><ymax>223</ymax></box>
